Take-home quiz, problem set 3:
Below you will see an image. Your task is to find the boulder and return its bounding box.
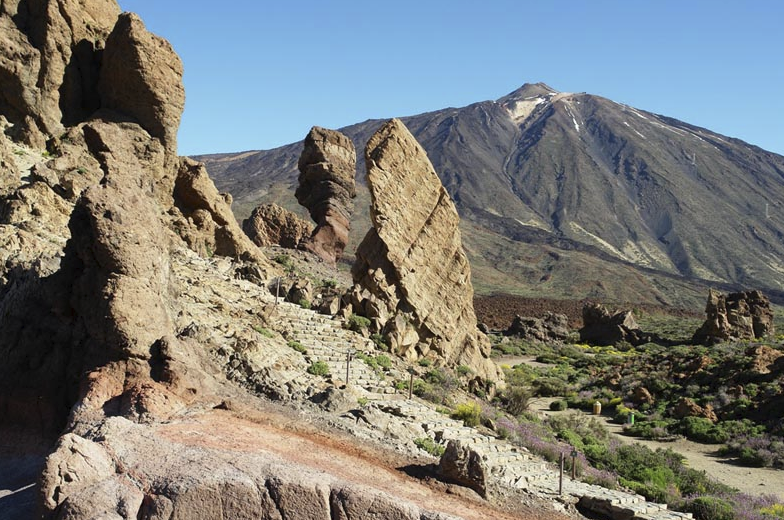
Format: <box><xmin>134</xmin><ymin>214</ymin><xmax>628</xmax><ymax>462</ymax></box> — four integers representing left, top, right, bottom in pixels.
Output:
<box><xmin>242</xmin><ymin>203</ymin><xmax>313</xmax><ymax>248</ymax></box>
<box><xmin>746</xmin><ymin>345</ymin><xmax>784</xmax><ymax>375</ymax></box>
<box><xmin>505</xmin><ymin>312</ymin><xmax>570</xmax><ymax>342</ymax></box>
<box><xmin>437</xmin><ymin>440</ymin><xmax>489</xmax><ymax>498</ymax></box>
<box><xmin>673</xmin><ymin>398</ymin><xmax>718</xmax><ymax>423</ymax></box>
<box><xmin>352</xmin><ymin>119</ymin><xmax>500</xmax><ymax>382</ymax></box>
<box><xmin>631</xmin><ymin>387</ymin><xmax>654</xmax><ymax>406</ymax></box>
<box><xmin>579</xmin><ymin>303</ymin><xmax>650</xmax><ymax>346</ymax></box>
<box><xmin>296</xmin><ymin>127</ymin><xmax>356</xmax><ymax>263</ymax></box>
<box><xmin>693</xmin><ymin>289</ymin><xmax>775</xmax><ymax>345</ymax></box>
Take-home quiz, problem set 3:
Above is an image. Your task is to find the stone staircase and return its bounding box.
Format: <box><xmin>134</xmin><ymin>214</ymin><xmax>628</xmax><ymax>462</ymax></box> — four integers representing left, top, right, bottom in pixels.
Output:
<box><xmin>258</xmin><ymin>300</ymin><xmax>691</xmax><ymax>520</ymax></box>
<box><xmin>269</xmin><ymin>301</ymin><xmax>398</xmax><ymax>396</ymax></box>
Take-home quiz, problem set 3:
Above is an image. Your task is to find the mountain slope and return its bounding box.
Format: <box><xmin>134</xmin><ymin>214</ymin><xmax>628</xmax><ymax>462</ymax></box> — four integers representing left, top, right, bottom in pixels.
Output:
<box><xmin>197</xmin><ymin>83</ymin><xmax>784</xmax><ymax>307</ymax></box>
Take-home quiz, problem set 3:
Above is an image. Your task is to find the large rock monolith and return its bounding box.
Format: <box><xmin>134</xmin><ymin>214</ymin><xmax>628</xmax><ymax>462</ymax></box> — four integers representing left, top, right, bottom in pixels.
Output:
<box><xmin>296</xmin><ymin>127</ymin><xmax>356</xmax><ymax>263</ymax></box>
<box><xmin>693</xmin><ymin>289</ymin><xmax>775</xmax><ymax>345</ymax></box>
<box><xmin>351</xmin><ymin>119</ymin><xmax>500</xmax><ymax>382</ymax></box>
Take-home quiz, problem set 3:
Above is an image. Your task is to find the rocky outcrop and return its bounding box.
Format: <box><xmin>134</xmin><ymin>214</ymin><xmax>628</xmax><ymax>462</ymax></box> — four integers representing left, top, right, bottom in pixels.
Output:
<box><xmin>505</xmin><ymin>312</ymin><xmax>570</xmax><ymax>342</ymax></box>
<box><xmin>579</xmin><ymin>303</ymin><xmax>650</xmax><ymax>346</ymax></box>
<box><xmin>351</xmin><ymin>119</ymin><xmax>500</xmax><ymax>382</ymax></box>
<box><xmin>242</xmin><ymin>203</ymin><xmax>313</xmax><ymax>248</ymax></box>
<box><xmin>99</xmin><ymin>12</ymin><xmax>184</xmax><ymax>169</ymax></box>
<box><xmin>672</xmin><ymin>398</ymin><xmax>718</xmax><ymax>423</ymax></box>
<box><xmin>296</xmin><ymin>126</ymin><xmax>356</xmax><ymax>263</ymax></box>
<box><xmin>746</xmin><ymin>345</ymin><xmax>784</xmax><ymax>375</ymax></box>
<box><xmin>438</xmin><ymin>440</ymin><xmax>489</xmax><ymax>498</ymax></box>
<box><xmin>692</xmin><ymin>289</ymin><xmax>775</xmax><ymax>345</ymax></box>
<box><xmin>0</xmin><ymin>0</ymin><xmax>120</xmax><ymax>145</ymax></box>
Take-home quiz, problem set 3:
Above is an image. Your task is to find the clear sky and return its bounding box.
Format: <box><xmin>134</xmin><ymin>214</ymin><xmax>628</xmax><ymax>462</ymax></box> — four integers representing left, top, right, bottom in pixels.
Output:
<box><xmin>117</xmin><ymin>1</ymin><xmax>783</xmax><ymax>157</ymax></box>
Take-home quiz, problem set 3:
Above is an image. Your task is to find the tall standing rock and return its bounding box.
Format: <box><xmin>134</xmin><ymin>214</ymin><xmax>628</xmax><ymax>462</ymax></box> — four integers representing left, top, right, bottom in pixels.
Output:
<box><xmin>693</xmin><ymin>289</ymin><xmax>775</xmax><ymax>345</ymax></box>
<box><xmin>352</xmin><ymin>119</ymin><xmax>500</xmax><ymax>382</ymax></box>
<box><xmin>295</xmin><ymin>127</ymin><xmax>356</xmax><ymax>263</ymax></box>
<box><xmin>99</xmin><ymin>12</ymin><xmax>185</xmax><ymax>171</ymax></box>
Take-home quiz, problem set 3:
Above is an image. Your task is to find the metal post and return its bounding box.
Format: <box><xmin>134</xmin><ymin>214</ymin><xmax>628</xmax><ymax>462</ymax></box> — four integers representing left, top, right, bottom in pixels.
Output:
<box><xmin>571</xmin><ymin>448</ymin><xmax>577</xmax><ymax>479</ymax></box>
<box><xmin>408</xmin><ymin>372</ymin><xmax>414</xmax><ymax>400</ymax></box>
<box><xmin>345</xmin><ymin>351</ymin><xmax>352</xmax><ymax>386</ymax></box>
<box><xmin>559</xmin><ymin>452</ymin><xmax>564</xmax><ymax>495</ymax></box>
<box><xmin>275</xmin><ymin>277</ymin><xmax>280</xmax><ymax>305</ymax></box>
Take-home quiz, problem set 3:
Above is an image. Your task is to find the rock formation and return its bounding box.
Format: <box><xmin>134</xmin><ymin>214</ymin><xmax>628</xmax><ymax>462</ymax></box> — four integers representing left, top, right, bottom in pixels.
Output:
<box><xmin>692</xmin><ymin>289</ymin><xmax>775</xmax><ymax>345</ymax></box>
<box><xmin>505</xmin><ymin>312</ymin><xmax>570</xmax><ymax>342</ymax></box>
<box><xmin>296</xmin><ymin>126</ymin><xmax>356</xmax><ymax>263</ymax></box>
<box><xmin>351</xmin><ymin>119</ymin><xmax>501</xmax><ymax>382</ymax></box>
<box><xmin>242</xmin><ymin>202</ymin><xmax>313</xmax><ymax>248</ymax></box>
<box><xmin>579</xmin><ymin>303</ymin><xmax>651</xmax><ymax>346</ymax></box>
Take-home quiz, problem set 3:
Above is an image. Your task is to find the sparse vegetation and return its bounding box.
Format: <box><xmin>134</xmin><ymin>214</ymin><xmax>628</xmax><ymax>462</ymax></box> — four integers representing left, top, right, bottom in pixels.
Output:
<box><xmin>451</xmin><ymin>402</ymin><xmax>481</xmax><ymax>427</ymax></box>
<box><xmin>307</xmin><ymin>360</ymin><xmax>330</xmax><ymax>376</ymax></box>
<box><xmin>346</xmin><ymin>314</ymin><xmax>371</xmax><ymax>332</ymax></box>
<box><xmin>298</xmin><ymin>298</ymin><xmax>311</xmax><ymax>309</ymax></box>
<box><xmin>287</xmin><ymin>340</ymin><xmax>307</xmax><ymax>354</ymax></box>
<box><xmin>253</xmin><ymin>326</ymin><xmax>276</xmax><ymax>338</ymax></box>
<box><xmin>414</xmin><ymin>437</ymin><xmax>445</xmax><ymax>457</ymax></box>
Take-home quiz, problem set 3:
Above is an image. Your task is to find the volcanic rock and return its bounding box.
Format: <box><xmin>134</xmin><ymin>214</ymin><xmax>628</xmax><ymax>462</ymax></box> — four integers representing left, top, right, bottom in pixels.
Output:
<box><xmin>0</xmin><ymin>0</ymin><xmax>120</xmax><ymax>144</ymax></box>
<box><xmin>296</xmin><ymin>126</ymin><xmax>356</xmax><ymax>263</ymax></box>
<box><xmin>438</xmin><ymin>440</ymin><xmax>489</xmax><ymax>498</ymax></box>
<box><xmin>692</xmin><ymin>289</ymin><xmax>775</xmax><ymax>345</ymax></box>
<box><xmin>352</xmin><ymin>118</ymin><xmax>501</xmax><ymax>382</ymax></box>
<box><xmin>673</xmin><ymin>398</ymin><xmax>718</xmax><ymax>423</ymax></box>
<box><xmin>242</xmin><ymin>202</ymin><xmax>313</xmax><ymax>248</ymax></box>
<box><xmin>746</xmin><ymin>345</ymin><xmax>784</xmax><ymax>375</ymax></box>
<box><xmin>99</xmin><ymin>12</ymin><xmax>185</xmax><ymax>169</ymax></box>
<box><xmin>579</xmin><ymin>303</ymin><xmax>649</xmax><ymax>346</ymax></box>
<box><xmin>505</xmin><ymin>312</ymin><xmax>570</xmax><ymax>342</ymax></box>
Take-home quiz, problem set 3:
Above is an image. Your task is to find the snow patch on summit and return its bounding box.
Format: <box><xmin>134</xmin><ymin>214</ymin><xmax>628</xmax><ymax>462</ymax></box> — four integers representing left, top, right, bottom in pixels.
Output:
<box><xmin>505</xmin><ymin>97</ymin><xmax>546</xmax><ymax>123</ymax></box>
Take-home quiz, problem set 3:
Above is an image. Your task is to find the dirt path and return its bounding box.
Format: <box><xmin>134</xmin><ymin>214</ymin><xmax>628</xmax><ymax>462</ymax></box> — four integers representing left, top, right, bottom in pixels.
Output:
<box><xmin>532</xmin><ymin>402</ymin><xmax>784</xmax><ymax>497</ymax></box>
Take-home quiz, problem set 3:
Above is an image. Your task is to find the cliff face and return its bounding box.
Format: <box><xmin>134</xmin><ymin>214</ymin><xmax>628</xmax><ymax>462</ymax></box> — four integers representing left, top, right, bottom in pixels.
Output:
<box><xmin>353</xmin><ymin>119</ymin><xmax>501</xmax><ymax>382</ymax></box>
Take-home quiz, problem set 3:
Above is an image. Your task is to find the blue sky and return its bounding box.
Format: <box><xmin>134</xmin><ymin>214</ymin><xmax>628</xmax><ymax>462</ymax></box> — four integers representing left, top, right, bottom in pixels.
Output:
<box><xmin>117</xmin><ymin>1</ymin><xmax>783</xmax><ymax>157</ymax></box>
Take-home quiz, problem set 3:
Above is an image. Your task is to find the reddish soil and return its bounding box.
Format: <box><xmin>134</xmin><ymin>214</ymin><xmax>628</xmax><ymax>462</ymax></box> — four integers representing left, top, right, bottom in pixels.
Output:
<box><xmin>474</xmin><ymin>294</ymin><xmax>701</xmax><ymax>331</ymax></box>
<box><xmin>158</xmin><ymin>406</ymin><xmax>574</xmax><ymax>520</ymax></box>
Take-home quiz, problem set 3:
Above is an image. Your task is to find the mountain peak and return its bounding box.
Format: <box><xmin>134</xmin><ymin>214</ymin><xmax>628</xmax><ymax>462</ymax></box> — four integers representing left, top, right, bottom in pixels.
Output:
<box><xmin>499</xmin><ymin>82</ymin><xmax>559</xmax><ymax>103</ymax></box>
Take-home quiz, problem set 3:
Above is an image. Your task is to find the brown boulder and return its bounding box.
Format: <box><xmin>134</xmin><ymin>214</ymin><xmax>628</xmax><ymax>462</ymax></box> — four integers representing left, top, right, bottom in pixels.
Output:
<box><xmin>631</xmin><ymin>387</ymin><xmax>654</xmax><ymax>406</ymax></box>
<box><xmin>352</xmin><ymin>119</ymin><xmax>500</xmax><ymax>382</ymax></box>
<box><xmin>99</xmin><ymin>12</ymin><xmax>185</xmax><ymax>169</ymax></box>
<box><xmin>506</xmin><ymin>312</ymin><xmax>570</xmax><ymax>342</ymax></box>
<box><xmin>579</xmin><ymin>303</ymin><xmax>650</xmax><ymax>346</ymax></box>
<box><xmin>242</xmin><ymin>203</ymin><xmax>313</xmax><ymax>248</ymax></box>
<box><xmin>693</xmin><ymin>289</ymin><xmax>775</xmax><ymax>345</ymax></box>
<box><xmin>746</xmin><ymin>345</ymin><xmax>784</xmax><ymax>375</ymax></box>
<box><xmin>437</xmin><ymin>440</ymin><xmax>489</xmax><ymax>498</ymax></box>
<box><xmin>673</xmin><ymin>398</ymin><xmax>718</xmax><ymax>423</ymax></box>
<box><xmin>296</xmin><ymin>127</ymin><xmax>356</xmax><ymax>263</ymax></box>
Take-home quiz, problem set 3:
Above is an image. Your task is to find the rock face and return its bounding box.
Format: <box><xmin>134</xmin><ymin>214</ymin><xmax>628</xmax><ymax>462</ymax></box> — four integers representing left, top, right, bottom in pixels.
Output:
<box><xmin>505</xmin><ymin>312</ymin><xmax>570</xmax><ymax>342</ymax></box>
<box><xmin>579</xmin><ymin>303</ymin><xmax>650</xmax><ymax>346</ymax></box>
<box><xmin>0</xmin><ymin>0</ymin><xmax>121</xmax><ymax>146</ymax></box>
<box><xmin>438</xmin><ymin>440</ymin><xmax>489</xmax><ymax>498</ymax></box>
<box><xmin>693</xmin><ymin>289</ymin><xmax>775</xmax><ymax>345</ymax></box>
<box><xmin>352</xmin><ymin>119</ymin><xmax>500</xmax><ymax>382</ymax></box>
<box><xmin>296</xmin><ymin>126</ymin><xmax>356</xmax><ymax>263</ymax></box>
<box><xmin>242</xmin><ymin>203</ymin><xmax>313</xmax><ymax>248</ymax></box>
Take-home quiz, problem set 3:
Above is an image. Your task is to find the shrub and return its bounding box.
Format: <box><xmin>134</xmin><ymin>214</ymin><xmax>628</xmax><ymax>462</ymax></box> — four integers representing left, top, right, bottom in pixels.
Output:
<box><xmin>534</xmin><ymin>377</ymin><xmax>569</xmax><ymax>397</ymax></box>
<box><xmin>688</xmin><ymin>496</ymin><xmax>735</xmax><ymax>520</ymax></box>
<box><xmin>418</xmin><ymin>358</ymin><xmax>432</xmax><ymax>367</ymax></box>
<box><xmin>374</xmin><ymin>355</ymin><xmax>392</xmax><ymax>369</ymax></box>
<box><xmin>549</xmin><ymin>400</ymin><xmax>568</xmax><ymax>411</ymax></box>
<box><xmin>457</xmin><ymin>365</ymin><xmax>473</xmax><ymax>376</ymax></box>
<box><xmin>347</xmin><ymin>314</ymin><xmax>371</xmax><ymax>332</ymax></box>
<box><xmin>451</xmin><ymin>402</ymin><xmax>481</xmax><ymax>427</ymax></box>
<box><xmin>357</xmin><ymin>397</ymin><xmax>368</xmax><ymax>406</ymax></box>
<box><xmin>370</xmin><ymin>333</ymin><xmax>389</xmax><ymax>351</ymax></box>
<box><xmin>254</xmin><ymin>326</ymin><xmax>276</xmax><ymax>338</ymax></box>
<box><xmin>287</xmin><ymin>340</ymin><xmax>307</xmax><ymax>354</ymax></box>
<box><xmin>298</xmin><ymin>299</ymin><xmax>311</xmax><ymax>310</ymax></box>
<box><xmin>414</xmin><ymin>437</ymin><xmax>445</xmax><ymax>457</ymax></box>
<box><xmin>307</xmin><ymin>361</ymin><xmax>330</xmax><ymax>376</ymax></box>
<box><xmin>680</xmin><ymin>417</ymin><xmax>728</xmax><ymax>444</ymax></box>
<box><xmin>502</xmin><ymin>386</ymin><xmax>532</xmax><ymax>416</ymax></box>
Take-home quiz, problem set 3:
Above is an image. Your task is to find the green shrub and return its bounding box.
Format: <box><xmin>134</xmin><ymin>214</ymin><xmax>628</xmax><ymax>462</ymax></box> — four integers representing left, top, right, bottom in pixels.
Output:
<box><xmin>287</xmin><ymin>340</ymin><xmax>307</xmax><ymax>354</ymax></box>
<box><xmin>298</xmin><ymin>298</ymin><xmax>311</xmax><ymax>309</ymax></box>
<box><xmin>688</xmin><ymin>496</ymin><xmax>735</xmax><ymax>520</ymax></box>
<box><xmin>680</xmin><ymin>417</ymin><xmax>728</xmax><ymax>444</ymax></box>
<box><xmin>503</xmin><ymin>386</ymin><xmax>532</xmax><ymax>416</ymax></box>
<box><xmin>457</xmin><ymin>365</ymin><xmax>473</xmax><ymax>376</ymax></box>
<box><xmin>347</xmin><ymin>314</ymin><xmax>371</xmax><ymax>332</ymax></box>
<box><xmin>452</xmin><ymin>402</ymin><xmax>481</xmax><ymax>427</ymax></box>
<box><xmin>550</xmin><ymin>400</ymin><xmax>568</xmax><ymax>411</ymax></box>
<box><xmin>374</xmin><ymin>355</ymin><xmax>392</xmax><ymax>369</ymax></box>
<box><xmin>357</xmin><ymin>397</ymin><xmax>369</xmax><ymax>406</ymax></box>
<box><xmin>414</xmin><ymin>437</ymin><xmax>446</xmax><ymax>457</ymax></box>
<box><xmin>254</xmin><ymin>326</ymin><xmax>276</xmax><ymax>338</ymax></box>
<box><xmin>307</xmin><ymin>361</ymin><xmax>330</xmax><ymax>376</ymax></box>
<box><xmin>418</xmin><ymin>358</ymin><xmax>432</xmax><ymax>367</ymax></box>
<box><xmin>534</xmin><ymin>377</ymin><xmax>569</xmax><ymax>397</ymax></box>
<box><xmin>370</xmin><ymin>333</ymin><xmax>389</xmax><ymax>351</ymax></box>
